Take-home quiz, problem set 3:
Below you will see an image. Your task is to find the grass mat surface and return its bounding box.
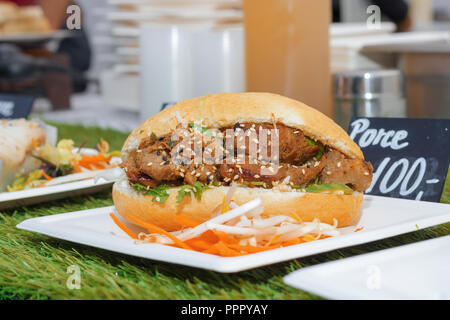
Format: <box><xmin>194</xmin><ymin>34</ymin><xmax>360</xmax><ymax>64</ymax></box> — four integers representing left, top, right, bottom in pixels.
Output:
<box><xmin>0</xmin><ymin>123</ymin><xmax>448</xmax><ymax>300</ymax></box>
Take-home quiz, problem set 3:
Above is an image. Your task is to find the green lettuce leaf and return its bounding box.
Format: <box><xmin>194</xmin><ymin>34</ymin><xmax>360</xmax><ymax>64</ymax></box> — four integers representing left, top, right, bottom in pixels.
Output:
<box><xmin>304</xmin><ymin>184</ymin><xmax>353</xmax><ymax>194</ymax></box>
<box><xmin>176</xmin><ymin>181</ymin><xmax>210</xmax><ymax>203</ymax></box>
<box><xmin>132</xmin><ymin>181</ymin><xmax>210</xmax><ymax>204</ymax></box>
<box><xmin>131</xmin><ymin>183</ymin><xmax>171</xmax><ymax>203</ymax></box>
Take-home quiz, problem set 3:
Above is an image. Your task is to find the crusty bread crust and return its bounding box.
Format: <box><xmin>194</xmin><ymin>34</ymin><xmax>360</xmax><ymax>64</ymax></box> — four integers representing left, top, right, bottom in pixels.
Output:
<box><xmin>0</xmin><ymin>119</ymin><xmax>46</xmax><ymax>170</ymax></box>
<box><xmin>122</xmin><ymin>92</ymin><xmax>364</xmax><ymax>160</ymax></box>
<box><xmin>112</xmin><ymin>180</ymin><xmax>363</xmax><ymax>231</ymax></box>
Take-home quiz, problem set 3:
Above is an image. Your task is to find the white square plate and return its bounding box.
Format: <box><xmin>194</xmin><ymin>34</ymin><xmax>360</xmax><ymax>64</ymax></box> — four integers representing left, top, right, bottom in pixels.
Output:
<box><xmin>0</xmin><ymin>179</ymin><xmax>114</xmax><ymax>210</ymax></box>
<box><xmin>16</xmin><ymin>195</ymin><xmax>450</xmax><ymax>273</ymax></box>
<box><xmin>0</xmin><ymin>150</ymin><xmax>120</xmax><ymax>210</ymax></box>
<box><xmin>283</xmin><ymin>235</ymin><xmax>450</xmax><ymax>300</ymax></box>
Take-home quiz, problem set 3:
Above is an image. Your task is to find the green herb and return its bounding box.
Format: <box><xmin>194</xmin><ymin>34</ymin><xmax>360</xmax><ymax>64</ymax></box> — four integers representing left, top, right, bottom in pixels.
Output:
<box><xmin>131</xmin><ymin>182</ymin><xmax>149</xmax><ymax>192</ymax></box>
<box><xmin>150</xmin><ymin>132</ymin><xmax>158</xmax><ymax>142</ymax></box>
<box><xmin>145</xmin><ymin>184</ymin><xmax>171</xmax><ymax>203</ymax></box>
<box><xmin>314</xmin><ymin>175</ymin><xmax>320</xmax><ymax>185</ymax></box>
<box><xmin>241</xmin><ymin>181</ymin><xmax>266</xmax><ymax>186</ymax></box>
<box><xmin>315</xmin><ymin>143</ymin><xmax>325</xmax><ymax>160</ymax></box>
<box><xmin>305</xmin><ymin>137</ymin><xmax>325</xmax><ymax>160</ymax></box>
<box><xmin>188</xmin><ymin>123</ymin><xmax>214</xmax><ymax>136</ymax></box>
<box><xmin>305</xmin><ymin>137</ymin><xmax>316</xmax><ymax>146</ymax></box>
<box><xmin>132</xmin><ymin>181</ymin><xmax>209</xmax><ymax>204</ymax></box>
<box><xmin>57</xmin><ymin>165</ymin><xmax>72</xmax><ymax>176</ymax></box>
<box><xmin>304</xmin><ymin>184</ymin><xmax>353</xmax><ymax>195</ymax></box>
<box><xmin>131</xmin><ymin>182</ymin><xmax>171</xmax><ymax>203</ymax></box>
<box><xmin>176</xmin><ymin>181</ymin><xmax>210</xmax><ymax>203</ymax></box>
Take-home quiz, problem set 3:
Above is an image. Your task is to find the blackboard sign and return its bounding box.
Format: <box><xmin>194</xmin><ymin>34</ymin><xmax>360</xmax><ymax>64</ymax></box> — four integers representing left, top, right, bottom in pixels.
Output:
<box><xmin>348</xmin><ymin>118</ymin><xmax>450</xmax><ymax>202</ymax></box>
<box><xmin>0</xmin><ymin>93</ymin><xmax>34</xmax><ymax>119</ymax></box>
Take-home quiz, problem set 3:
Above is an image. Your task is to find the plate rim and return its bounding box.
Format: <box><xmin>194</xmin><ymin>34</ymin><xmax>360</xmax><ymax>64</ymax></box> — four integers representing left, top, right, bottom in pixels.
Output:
<box><xmin>283</xmin><ymin>235</ymin><xmax>450</xmax><ymax>300</ymax></box>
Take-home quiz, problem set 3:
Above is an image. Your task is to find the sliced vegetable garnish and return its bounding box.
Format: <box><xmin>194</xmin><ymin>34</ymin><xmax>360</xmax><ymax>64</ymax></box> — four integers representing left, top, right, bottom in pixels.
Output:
<box><xmin>305</xmin><ymin>137</ymin><xmax>325</xmax><ymax>160</ymax></box>
<box><xmin>6</xmin><ymin>170</ymin><xmax>45</xmax><ymax>192</ymax></box>
<box><xmin>109</xmin><ymin>213</ymin><xmax>138</xmax><ymax>239</ymax></box>
<box><xmin>188</xmin><ymin>123</ymin><xmax>215</xmax><ymax>136</ymax></box>
<box><xmin>176</xmin><ymin>181</ymin><xmax>210</xmax><ymax>203</ymax></box>
<box><xmin>118</xmin><ymin>210</ymin><xmax>192</xmax><ymax>250</ymax></box>
<box><xmin>144</xmin><ymin>184</ymin><xmax>171</xmax><ymax>203</ymax></box>
<box><xmin>132</xmin><ymin>181</ymin><xmax>210</xmax><ymax>204</ymax></box>
<box><xmin>7</xmin><ymin>138</ymin><xmax>118</xmax><ymax>192</ymax></box>
<box><xmin>314</xmin><ymin>143</ymin><xmax>325</xmax><ymax>160</ymax></box>
<box><xmin>110</xmin><ymin>198</ymin><xmax>339</xmax><ymax>257</ymax></box>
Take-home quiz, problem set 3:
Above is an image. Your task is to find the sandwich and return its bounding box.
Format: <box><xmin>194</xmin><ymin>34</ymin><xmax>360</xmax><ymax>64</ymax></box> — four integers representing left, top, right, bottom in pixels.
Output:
<box><xmin>113</xmin><ymin>92</ymin><xmax>373</xmax><ymax>237</ymax></box>
<box><xmin>0</xmin><ymin>119</ymin><xmax>46</xmax><ymax>191</ymax></box>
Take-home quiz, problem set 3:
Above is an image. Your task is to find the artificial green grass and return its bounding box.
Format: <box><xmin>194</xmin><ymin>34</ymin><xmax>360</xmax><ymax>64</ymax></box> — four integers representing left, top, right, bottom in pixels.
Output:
<box><xmin>0</xmin><ymin>123</ymin><xmax>448</xmax><ymax>300</ymax></box>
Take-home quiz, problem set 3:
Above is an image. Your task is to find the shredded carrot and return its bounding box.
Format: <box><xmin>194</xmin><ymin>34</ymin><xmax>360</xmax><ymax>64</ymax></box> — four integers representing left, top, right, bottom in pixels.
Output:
<box><xmin>290</xmin><ymin>212</ymin><xmax>303</xmax><ymax>222</ymax></box>
<box><xmin>72</xmin><ymin>159</ymin><xmax>82</xmax><ymax>173</ymax></box>
<box><xmin>302</xmin><ymin>235</ymin><xmax>316</xmax><ymax>242</ymax></box>
<box><xmin>41</xmin><ymin>171</ymin><xmax>53</xmax><ymax>181</ymax></box>
<box><xmin>185</xmin><ymin>239</ymin><xmax>214</xmax><ymax>251</ymax></box>
<box><xmin>32</xmin><ymin>138</ymin><xmax>38</xmax><ymax>149</ymax></box>
<box><xmin>112</xmin><ymin>211</ymin><xmax>335</xmax><ymax>257</ymax></box>
<box><xmin>80</xmin><ymin>155</ymin><xmax>112</xmax><ymax>163</ymax></box>
<box><xmin>78</xmin><ymin>155</ymin><xmax>112</xmax><ymax>170</ymax></box>
<box><xmin>203</xmin><ymin>242</ymin><xmax>242</xmax><ymax>257</ymax></box>
<box><xmin>220</xmin><ymin>198</ymin><xmax>230</xmax><ymax>214</ymax></box>
<box><xmin>265</xmin><ymin>234</ymin><xmax>281</xmax><ymax>247</ymax></box>
<box><xmin>118</xmin><ymin>211</ymin><xmax>192</xmax><ymax>250</ymax></box>
<box><xmin>354</xmin><ymin>227</ymin><xmax>364</xmax><ymax>232</ymax></box>
<box><xmin>173</xmin><ymin>215</ymin><xmax>202</xmax><ymax>228</ymax></box>
<box><xmin>198</xmin><ymin>230</ymin><xmax>220</xmax><ymax>243</ymax></box>
<box><xmin>212</xmin><ymin>230</ymin><xmax>238</xmax><ymax>244</ymax></box>
<box><xmin>109</xmin><ymin>213</ymin><xmax>138</xmax><ymax>239</ymax></box>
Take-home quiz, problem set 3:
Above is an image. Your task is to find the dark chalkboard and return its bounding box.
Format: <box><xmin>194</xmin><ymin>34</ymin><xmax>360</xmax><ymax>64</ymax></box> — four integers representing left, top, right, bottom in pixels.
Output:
<box><xmin>0</xmin><ymin>93</ymin><xmax>34</xmax><ymax>119</ymax></box>
<box><xmin>348</xmin><ymin>118</ymin><xmax>450</xmax><ymax>202</ymax></box>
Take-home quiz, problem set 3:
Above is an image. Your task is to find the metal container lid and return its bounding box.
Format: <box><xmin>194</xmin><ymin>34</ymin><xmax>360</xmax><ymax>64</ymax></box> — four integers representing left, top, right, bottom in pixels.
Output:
<box><xmin>334</xmin><ymin>69</ymin><xmax>404</xmax><ymax>99</ymax></box>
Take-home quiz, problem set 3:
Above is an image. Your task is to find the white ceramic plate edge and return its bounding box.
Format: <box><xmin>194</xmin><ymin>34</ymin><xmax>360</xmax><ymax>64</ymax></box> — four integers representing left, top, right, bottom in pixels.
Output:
<box><xmin>283</xmin><ymin>235</ymin><xmax>450</xmax><ymax>300</ymax></box>
<box><xmin>16</xmin><ymin>200</ymin><xmax>450</xmax><ymax>273</ymax></box>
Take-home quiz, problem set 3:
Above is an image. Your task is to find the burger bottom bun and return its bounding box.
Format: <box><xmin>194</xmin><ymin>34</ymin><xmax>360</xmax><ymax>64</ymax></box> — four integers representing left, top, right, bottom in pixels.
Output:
<box><xmin>112</xmin><ymin>179</ymin><xmax>363</xmax><ymax>232</ymax></box>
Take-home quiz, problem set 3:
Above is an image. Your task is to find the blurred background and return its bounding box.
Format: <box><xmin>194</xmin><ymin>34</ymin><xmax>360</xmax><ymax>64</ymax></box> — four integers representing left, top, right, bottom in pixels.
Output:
<box><xmin>0</xmin><ymin>0</ymin><xmax>449</xmax><ymax>132</ymax></box>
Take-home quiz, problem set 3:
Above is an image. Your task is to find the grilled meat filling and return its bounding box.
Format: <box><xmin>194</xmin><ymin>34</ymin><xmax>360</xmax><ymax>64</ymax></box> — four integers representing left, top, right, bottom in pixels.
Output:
<box><xmin>121</xmin><ymin>123</ymin><xmax>373</xmax><ymax>192</ymax></box>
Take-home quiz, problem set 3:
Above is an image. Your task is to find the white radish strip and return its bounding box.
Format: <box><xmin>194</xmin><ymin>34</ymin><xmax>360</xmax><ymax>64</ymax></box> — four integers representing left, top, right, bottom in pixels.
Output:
<box><xmin>276</xmin><ymin>223</ymin><xmax>317</xmax><ymax>235</ymax></box>
<box><xmin>229</xmin><ymin>201</ymin><xmax>239</xmax><ymax>209</ymax></box>
<box><xmin>302</xmin><ymin>221</ymin><xmax>340</xmax><ymax>232</ymax></box>
<box><xmin>244</xmin><ymin>205</ymin><xmax>264</xmax><ymax>218</ymax></box>
<box><xmin>177</xmin><ymin>198</ymin><xmax>262</xmax><ymax>241</ymax></box>
<box><xmin>206</xmin><ymin>223</ymin><xmax>274</xmax><ymax>236</ymax></box>
<box><xmin>72</xmin><ymin>148</ymin><xmax>98</xmax><ymax>156</ymax></box>
<box><xmin>234</xmin><ymin>215</ymin><xmax>252</xmax><ymax>228</ymax></box>
<box><xmin>239</xmin><ymin>239</ymin><xmax>248</xmax><ymax>246</ymax></box>
<box><xmin>321</xmin><ymin>229</ymin><xmax>340</xmax><ymax>236</ymax></box>
<box><xmin>140</xmin><ymin>229</ymin><xmax>186</xmax><ymax>245</ymax></box>
<box><xmin>44</xmin><ymin>171</ymin><xmax>98</xmax><ymax>186</ymax></box>
<box><xmin>276</xmin><ymin>227</ymin><xmax>316</xmax><ymax>242</ymax></box>
<box><xmin>224</xmin><ymin>183</ymin><xmax>238</xmax><ymax>208</ymax></box>
<box><xmin>252</xmin><ymin>216</ymin><xmax>291</xmax><ymax>229</ymax></box>
<box><xmin>94</xmin><ymin>167</ymin><xmax>125</xmax><ymax>183</ymax></box>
